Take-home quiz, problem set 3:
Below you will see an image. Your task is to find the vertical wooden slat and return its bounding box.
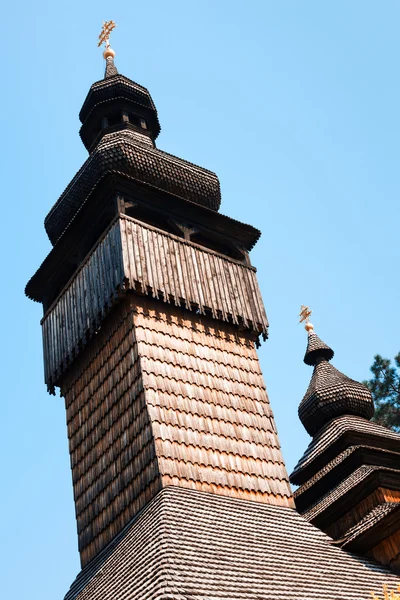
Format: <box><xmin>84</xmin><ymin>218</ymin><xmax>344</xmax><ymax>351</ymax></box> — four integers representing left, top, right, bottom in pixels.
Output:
<box><xmin>74</xmin><ymin>264</ymin><xmax>84</xmax><ymax>351</ymax></box>
<box><xmin>190</xmin><ymin>246</ymin><xmax>205</xmax><ymax>314</ymax></box>
<box><xmin>158</xmin><ymin>233</ymin><xmax>170</xmax><ymax>303</ymax></box>
<box><xmin>166</xmin><ymin>235</ymin><xmax>180</xmax><ymax>306</ymax></box>
<box><xmin>173</xmin><ymin>237</ymin><xmax>187</xmax><ymax>308</ymax></box>
<box><xmin>232</xmin><ymin>262</ymin><xmax>248</xmax><ymax>328</ymax></box>
<box><xmin>144</xmin><ymin>227</ymin><xmax>159</xmax><ymax>299</ymax></box>
<box><xmin>194</xmin><ymin>251</ymin><xmax>207</xmax><ymax>315</ymax></box>
<box><xmin>202</xmin><ymin>251</ymin><xmax>218</xmax><ymax>318</ymax></box>
<box><xmin>245</xmin><ymin>268</ymin><xmax>262</xmax><ymax>328</ymax></box>
<box><xmin>136</xmin><ymin>224</ymin><xmax>148</xmax><ymax>294</ymax></box>
<box><xmin>131</xmin><ymin>221</ymin><xmax>143</xmax><ymax>287</ymax></box>
<box><xmin>181</xmin><ymin>242</ymin><xmax>197</xmax><ymax>307</ymax></box>
<box><xmin>153</xmin><ymin>228</ymin><xmax>167</xmax><ymax>302</ymax></box>
<box><xmin>219</xmin><ymin>254</ymin><xmax>236</xmax><ymax>323</ymax></box>
<box><xmin>124</xmin><ymin>219</ymin><xmax>137</xmax><ymax>288</ymax></box>
<box><xmin>210</xmin><ymin>253</ymin><xmax>228</xmax><ymax>321</ymax></box>
<box><xmin>42</xmin><ymin>215</ymin><xmax>268</xmax><ymax>390</ymax></box>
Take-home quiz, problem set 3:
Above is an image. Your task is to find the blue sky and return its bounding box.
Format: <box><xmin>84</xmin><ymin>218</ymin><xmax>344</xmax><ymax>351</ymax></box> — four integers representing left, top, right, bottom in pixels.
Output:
<box><xmin>1</xmin><ymin>2</ymin><xmax>400</xmax><ymax>598</ymax></box>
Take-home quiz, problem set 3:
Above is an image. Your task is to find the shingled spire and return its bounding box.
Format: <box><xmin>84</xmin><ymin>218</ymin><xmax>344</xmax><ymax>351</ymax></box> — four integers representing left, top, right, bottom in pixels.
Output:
<box><xmin>99</xmin><ymin>19</ymin><xmax>118</xmax><ymax>79</ymax></box>
<box><xmin>300</xmin><ymin>331</ymin><xmax>374</xmax><ymax>435</ymax></box>
<box><xmin>303</xmin><ymin>331</ymin><xmax>334</xmax><ymax>365</ymax></box>
<box><xmin>104</xmin><ymin>55</ymin><xmax>118</xmax><ymax>78</ymax></box>
<box><xmin>292</xmin><ymin>310</ymin><xmax>400</xmax><ymax>574</ymax></box>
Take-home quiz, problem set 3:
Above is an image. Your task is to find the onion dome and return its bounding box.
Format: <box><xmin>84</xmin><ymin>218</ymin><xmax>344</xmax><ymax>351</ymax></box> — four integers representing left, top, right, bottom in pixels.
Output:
<box><xmin>299</xmin><ymin>331</ymin><xmax>374</xmax><ymax>436</ymax></box>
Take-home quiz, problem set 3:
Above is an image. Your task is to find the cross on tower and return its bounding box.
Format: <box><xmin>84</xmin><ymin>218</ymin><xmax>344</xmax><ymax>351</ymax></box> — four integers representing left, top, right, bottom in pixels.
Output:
<box><xmin>98</xmin><ymin>20</ymin><xmax>116</xmax><ymax>49</ymax></box>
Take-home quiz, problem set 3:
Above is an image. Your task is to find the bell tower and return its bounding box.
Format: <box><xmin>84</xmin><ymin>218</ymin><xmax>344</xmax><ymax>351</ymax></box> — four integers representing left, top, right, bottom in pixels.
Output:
<box><xmin>26</xmin><ymin>26</ymin><xmax>293</xmax><ymax>569</ymax></box>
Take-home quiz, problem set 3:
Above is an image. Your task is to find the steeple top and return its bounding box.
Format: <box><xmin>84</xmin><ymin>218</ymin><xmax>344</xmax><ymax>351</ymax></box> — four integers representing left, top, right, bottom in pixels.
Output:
<box><xmin>297</xmin><ymin>312</ymin><xmax>373</xmax><ymax>436</ymax></box>
<box><xmin>98</xmin><ymin>20</ymin><xmax>118</xmax><ymax>79</ymax></box>
<box><xmin>299</xmin><ymin>305</ymin><xmax>334</xmax><ymax>365</ymax></box>
<box><xmin>304</xmin><ymin>332</ymin><xmax>335</xmax><ymax>366</ymax></box>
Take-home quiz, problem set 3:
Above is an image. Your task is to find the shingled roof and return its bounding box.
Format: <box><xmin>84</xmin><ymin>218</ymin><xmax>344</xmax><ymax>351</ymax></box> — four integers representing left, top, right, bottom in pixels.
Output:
<box><xmin>291</xmin><ymin>328</ymin><xmax>400</xmax><ymax>572</ymax></box>
<box><xmin>291</xmin><ymin>414</ymin><xmax>400</xmax><ymax>484</ymax></box>
<box><xmin>299</xmin><ymin>332</ymin><xmax>374</xmax><ymax>436</ymax></box>
<box><xmin>64</xmin><ymin>486</ymin><xmax>400</xmax><ymax>600</ymax></box>
<box><xmin>44</xmin><ymin>129</ymin><xmax>222</xmax><ymax>245</ymax></box>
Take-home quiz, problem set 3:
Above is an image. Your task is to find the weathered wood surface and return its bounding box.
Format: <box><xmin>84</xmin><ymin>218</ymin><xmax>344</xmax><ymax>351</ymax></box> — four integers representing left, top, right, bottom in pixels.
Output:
<box><xmin>42</xmin><ymin>214</ymin><xmax>268</xmax><ymax>393</ymax></box>
<box><xmin>325</xmin><ymin>487</ymin><xmax>400</xmax><ymax>540</ymax></box>
<box><xmin>370</xmin><ymin>528</ymin><xmax>400</xmax><ymax>573</ymax></box>
<box><xmin>42</xmin><ymin>219</ymin><xmax>125</xmax><ymax>392</ymax></box>
<box><xmin>119</xmin><ymin>214</ymin><xmax>267</xmax><ymax>331</ymax></box>
<box><xmin>61</xmin><ymin>295</ymin><xmax>289</xmax><ymax>568</ymax></box>
<box><xmin>134</xmin><ymin>298</ymin><xmax>291</xmax><ymax>504</ymax></box>
<box><xmin>62</xmin><ymin>300</ymin><xmax>162</xmax><ymax>568</ymax></box>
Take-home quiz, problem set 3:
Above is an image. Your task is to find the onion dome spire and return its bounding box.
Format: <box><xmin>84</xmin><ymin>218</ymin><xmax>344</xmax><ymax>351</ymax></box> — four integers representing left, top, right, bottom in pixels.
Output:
<box><xmin>298</xmin><ymin>306</ymin><xmax>374</xmax><ymax>436</ymax></box>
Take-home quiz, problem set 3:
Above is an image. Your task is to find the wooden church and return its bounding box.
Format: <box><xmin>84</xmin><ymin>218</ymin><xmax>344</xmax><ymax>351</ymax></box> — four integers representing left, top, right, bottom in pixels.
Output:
<box><xmin>26</xmin><ymin>23</ymin><xmax>400</xmax><ymax>599</ymax></box>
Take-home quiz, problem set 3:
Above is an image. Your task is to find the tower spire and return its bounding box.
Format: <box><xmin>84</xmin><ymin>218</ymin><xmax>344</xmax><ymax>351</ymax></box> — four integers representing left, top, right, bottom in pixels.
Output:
<box><xmin>299</xmin><ymin>305</ymin><xmax>334</xmax><ymax>365</ymax></box>
<box><xmin>98</xmin><ymin>20</ymin><xmax>118</xmax><ymax>78</ymax></box>
<box><xmin>297</xmin><ymin>306</ymin><xmax>373</xmax><ymax>435</ymax></box>
<box><xmin>291</xmin><ymin>310</ymin><xmax>400</xmax><ymax>572</ymax></box>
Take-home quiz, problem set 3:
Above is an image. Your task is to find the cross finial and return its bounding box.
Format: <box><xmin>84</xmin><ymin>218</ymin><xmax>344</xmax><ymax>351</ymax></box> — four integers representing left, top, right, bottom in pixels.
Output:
<box><xmin>98</xmin><ymin>20</ymin><xmax>117</xmax><ymax>60</ymax></box>
<box><xmin>299</xmin><ymin>305</ymin><xmax>314</xmax><ymax>333</ymax></box>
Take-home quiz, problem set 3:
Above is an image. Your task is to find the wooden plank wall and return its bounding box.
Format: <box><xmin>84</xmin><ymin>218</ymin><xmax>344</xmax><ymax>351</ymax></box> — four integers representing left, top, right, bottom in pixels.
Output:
<box><xmin>42</xmin><ymin>215</ymin><xmax>268</xmax><ymax>393</ymax></box>
<box><xmin>119</xmin><ymin>214</ymin><xmax>268</xmax><ymax>334</ymax></box>
<box><xmin>42</xmin><ymin>219</ymin><xmax>125</xmax><ymax>393</ymax></box>
<box><xmin>369</xmin><ymin>529</ymin><xmax>400</xmax><ymax>573</ymax></box>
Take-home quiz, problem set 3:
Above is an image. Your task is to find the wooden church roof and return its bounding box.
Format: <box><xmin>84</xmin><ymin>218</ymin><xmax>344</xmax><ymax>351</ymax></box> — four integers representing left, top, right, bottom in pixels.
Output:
<box><xmin>64</xmin><ymin>486</ymin><xmax>399</xmax><ymax>600</ymax></box>
<box><xmin>291</xmin><ymin>326</ymin><xmax>400</xmax><ymax>571</ymax></box>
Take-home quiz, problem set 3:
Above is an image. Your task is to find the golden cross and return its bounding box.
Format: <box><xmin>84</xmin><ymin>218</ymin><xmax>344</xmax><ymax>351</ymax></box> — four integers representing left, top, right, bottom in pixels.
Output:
<box><xmin>299</xmin><ymin>305</ymin><xmax>312</xmax><ymax>324</ymax></box>
<box><xmin>98</xmin><ymin>20</ymin><xmax>116</xmax><ymax>48</ymax></box>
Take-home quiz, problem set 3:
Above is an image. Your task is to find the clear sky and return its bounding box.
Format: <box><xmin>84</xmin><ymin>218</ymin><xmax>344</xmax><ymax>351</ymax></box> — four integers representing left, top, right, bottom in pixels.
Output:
<box><xmin>1</xmin><ymin>1</ymin><xmax>400</xmax><ymax>598</ymax></box>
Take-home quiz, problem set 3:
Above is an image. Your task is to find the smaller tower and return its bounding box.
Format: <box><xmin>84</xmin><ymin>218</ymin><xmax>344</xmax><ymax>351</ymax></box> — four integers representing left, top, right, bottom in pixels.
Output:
<box><xmin>291</xmin><ymin>308</ymin><xmax>400</xmax><ymax>573</ymax></box>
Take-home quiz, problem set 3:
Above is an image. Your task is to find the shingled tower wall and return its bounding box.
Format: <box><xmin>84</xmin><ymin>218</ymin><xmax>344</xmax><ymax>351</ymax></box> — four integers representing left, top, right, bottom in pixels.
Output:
<box><xmin>26</xmin><ymin>55</ymin><xmax>293</xmax><ymax>567</ymax></box>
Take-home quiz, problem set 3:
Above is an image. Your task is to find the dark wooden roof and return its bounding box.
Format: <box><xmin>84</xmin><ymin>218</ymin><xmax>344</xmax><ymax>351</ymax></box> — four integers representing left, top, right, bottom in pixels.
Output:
<box><xmin>79</xmin><ymin>73</ymin><xmax>159</xmax><ymax>128</ymax></box>
<box><xmin>291</xmin><ymin>415</ymin><xmax>400</xmax><ymax>485</ymax></box>
<box><xmin>79</xmin><ymin>72</ymin><xmax>161</xmax><ymax>148</ymax></box>
<box><xmin>304</xmin><ymin>331</ymin><xmax>334</xmax><ymax>365</ymax></box>
<box><xmin>64</xmin><ymin>486</ymin><xmax>400</xmax><ymax>600</ymax></box>
<box><xmin>301</xmin><ymin>465</ymin><xmax>400</xmax><ymax>524</ymax></box>
<box><xmin>27</xmin><ymin>179</ymin><xmax>260</xmax><ymax>307</ymax></box>
<box><xmin>294</xmin><ymin>445</ymin><xmax>400</xmax><ymax>511</ymax></box>
<box><xmin>292</xmin><ymin>331</ymin><xmax>400</xmax><ymax>568</ymax></box>
<box><xmin>44</xmin><ymin>129</ymin><xmax>222</xmax><ymax>245</ymax></box>
<box><xmin>299</xmin><ymin>332</ymin><xmax>374</xmax><ymax>436</ymax></box>
<box><xmin>299</xmin><ymin>360</ymin><xmax>374</xmax><ymax>436</ymax></box>
<box><xmin>342</xmin><ymin>503</ymin><xmax>400</xmax><ymax>551</ymax></box>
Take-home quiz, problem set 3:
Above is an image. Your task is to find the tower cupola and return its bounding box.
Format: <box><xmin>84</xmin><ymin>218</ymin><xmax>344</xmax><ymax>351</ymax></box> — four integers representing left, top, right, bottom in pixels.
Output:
<box><xmin>79</xmin><ymin>57</ymin><xmax>161</xmax><ymax>153</ymax></box>
<box><xmin>299</xmin><ymin>331</ymin><xmax>374</xmax><ymax>436</ymax></box>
